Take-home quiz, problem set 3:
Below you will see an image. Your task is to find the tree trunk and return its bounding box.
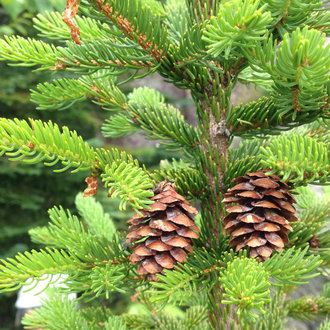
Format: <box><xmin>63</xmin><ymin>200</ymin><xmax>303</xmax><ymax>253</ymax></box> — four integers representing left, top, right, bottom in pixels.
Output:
<box><xmin>194</xmin><ymin>71</ymin><xmax>238</xmax><ymax>329</ymax></box>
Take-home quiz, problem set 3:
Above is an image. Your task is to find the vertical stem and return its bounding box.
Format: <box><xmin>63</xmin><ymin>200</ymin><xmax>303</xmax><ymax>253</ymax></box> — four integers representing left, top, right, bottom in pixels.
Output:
<box><xmin>196</xmin><ymin>70</ymin><xmax>231</xmax><ymax>246</ymax></box>
<box><xmin>199</xmin><ymin>97</ymin><xmax>228</xmax><ymax>244</ymax></box>
<box><xmin>195</xmin><ymin>70</ymin><xmax>236</xmax><ymax>329</ymax></box>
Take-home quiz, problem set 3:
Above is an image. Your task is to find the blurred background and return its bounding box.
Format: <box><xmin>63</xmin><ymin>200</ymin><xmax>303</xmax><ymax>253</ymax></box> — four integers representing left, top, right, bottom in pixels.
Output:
<box><xmin>0</xmin><ymin>1</ymin><xmax>326</xmax><ymax>329</ymax></box>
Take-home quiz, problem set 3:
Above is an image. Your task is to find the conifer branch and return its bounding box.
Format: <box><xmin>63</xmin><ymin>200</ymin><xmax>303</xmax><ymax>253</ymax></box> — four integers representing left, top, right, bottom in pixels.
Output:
<box><xmin>95</xmin><ymin>148</ymin><xmax>154</xmax><ymax>213</ymax></box>
<box><xmin>87</xmin><ymin>0</ymin><xmax>166</xmax><ymax>61</ymax></box>
<box><xmin>260</xmin><ymin>0</ymin><xmax>324</xmax><ymax>36</ymax></box>
<box><xmin>289</xmin><ymin>186</ymin><xmax>330</xmax><ymax>250</ymax></box>
<box><xmin>306</xmin><ymin>9</ymin><xmax>330</xmax><ymax>35</ymax></box>
<box><xmin>147</xmin><ymin>252</ymin><xmax>214</xmax><ymax>301</ymax></box>
<box><xmin>75</xmin><ymin>193</ymin><xmax>118</xmax><ymax>241</ymax></box>
<box><xmin>22</xmin><ymin>296</ymin><xmax>89</xmax><ymax>329</ymax></box>
<box><xmin>263</xmin><ymin>247</ymin><xmax>322</xmax><ymax>285</ymax></box>
<box><xmin>255</xmin><ymin>291</ymin><xmax>287</xmax><ymax>330</ymax></box>
<box><xmin>123</xmin><ymin>305</ymin><xmax>210</xmax><ymax>330</ymax></box>
<box><xmin>0</xmin><ymin>36</ymin><xmax>59</xmax><ymax>70</ymax></box>
<box><xmin>192</xmin><ymin>67</ymin><xmax>233</xmax><ymax>264</ymax></box>
<box><xmin>0</xmin><ymin>204</ymin><xmax>130</xmax><ymax>295</ymax></box>
<box><xmin>0</xmin><ymin>118</ymin><xmax>155</xmax><ymax>212</ymax></box>
<box><xmin>165</xmin><ymin>0</ymin><xmax>189</xmax><ymax>44</ymax></box>
<box><xmin>126</xmin><ymin>87</ymin><xmax>202</xmax><ymax>150</ymax></box>
<box><xmin>226</xmin><ymin>138</ymin><xmax>266</xmax><ymax>187</ymax></box>
<box><xmin>225</xmin><ymin>155</ymin><xmax>264</xmax><ymax>187</ymax></box>
<box><xmin>152</xmin><ymin>166</ymin><xmax>208</xmax><ymax>200</ymax></box>
<box><xmin>202</xmin><ymin>0</ymin><xmax>272</xmax><ymax>58</ymax></box>
<box><xmin>187</xmin><ymin>0</ymin><xmax>221</xmax><ymax>24</ymax></box>
<box><xmin>31</xmin><ymin>206</ymin><xmax>122</xmax><ymax>261</ymax></box>
<box><xmin>246</xmin><ymin>27</ymin><xmax>329</xmax><ymax>123</ymax></box>
<box><xmin>31</xmin><ymin>72</ymin><xmax>126</xmax><ymax>111</ymax></box>
<box><xmin>260</xmin><ymin>134</ymin><xmax>329</xmax><ymax>185</ymax></box>
<box><xmin>286</xmin><ymin>296</ymin><xmax>330</xmax><ymax>320</ymax></box>
<box><xmin>220</xmin><ymin>257</ymin><xmax>271</xmax><ymax>317</ymax></box>
<box><xmin>34</xmin><ymin>11</ymin><xmax>113</xmax><ymax>42</ymax></box>
<box><xmin>54</xmin><ymin>39</ymin><xmax>155</xmax><ymax>72</ymax></box>
<box><xmin>229</xmin><ymin>95</ymin><xmax>329</xmax><ymax>137</ymax></box>
<box><xmin>103</xmin><ymin>87</ymin><xmax>202</xmax><ymax>151</ymax></box>
<box><xmin>0</xmin><ymin>35</ymin><xmax>155</xmax><ymax>74</ymax></box>
<box><xmin>0</xmin><ymin>249</ymin><xmax>83</xmax><ymax>292</ymax></box>
<box><xmin>228</xmin><ymin>97</ymin><xmax>281</xmax><ymax>137</ymax></box>
<box><xmin>102</xmin><ymin>113</ymin><xmax>138</xmax><ymax>138</ymax></box>
<box><xmin>31</xmin><ymin>78</ymin><xmax>90</xmax><ymax>110</ymax></box>
<box><xmin>101</xmin><ymin>163</ymin><xmax>154</xmax><ymax>213</ymax></box>
<box><xmin>0</xmin><ymin>118</ymin><xmax>96</xmax><ymax>172</ymax></box>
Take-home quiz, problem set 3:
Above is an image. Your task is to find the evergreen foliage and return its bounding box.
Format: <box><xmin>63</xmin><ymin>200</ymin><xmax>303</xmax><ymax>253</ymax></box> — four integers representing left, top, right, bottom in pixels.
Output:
<box><xmin>286</xmin><ymin>295</ymin><xmax>330</xmax><ymax>320</ymax></box>
<box><xmin>0</xmin><ymin>0</ymin><xmax>329</xmax><ymax>329</ymax></box>
<box><xmin>219</xmin><ymin>257</ymin><xmax>271</xmax><ymax>317</ymax></box>
<box><xmin>260</xmin><ymin>133</ymin><xmax>329</xmax><ymax>185</ymax></box>
<box><xmin>255</xmin><ymin>291</ymin><xmax>287</xmax><ymax>330</ymax></box>
<box><xmin>319</xmin><ymin>318</ymin><xmax>330</xmax><ymax>330</ymax></box>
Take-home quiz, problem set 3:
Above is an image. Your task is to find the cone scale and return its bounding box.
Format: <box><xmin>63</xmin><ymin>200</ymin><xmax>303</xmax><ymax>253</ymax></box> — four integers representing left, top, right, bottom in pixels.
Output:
<box><xmin>127</xmin><ymin>182</ymin><xmax>199</xmax><ymax>281</ymax></box>
<box><xmin>222</xmin><ymin>170</ymin><xmax>297</xmax><ymax>261</ymax></box>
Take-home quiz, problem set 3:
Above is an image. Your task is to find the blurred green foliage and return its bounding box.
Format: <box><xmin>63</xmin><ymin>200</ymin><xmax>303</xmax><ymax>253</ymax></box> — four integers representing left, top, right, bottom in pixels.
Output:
<box><xmin>0</xmin><ymin>0</ymin><xmax>65</xmax><ymax>20</ymax></box>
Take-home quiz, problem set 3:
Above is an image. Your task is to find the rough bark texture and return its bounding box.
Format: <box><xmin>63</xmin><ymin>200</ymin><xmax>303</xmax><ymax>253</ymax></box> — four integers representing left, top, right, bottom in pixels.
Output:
<box><xmin>197</xmin><ymin>74</ymin><xmax>235</xmax><ymax>329</ymax></box>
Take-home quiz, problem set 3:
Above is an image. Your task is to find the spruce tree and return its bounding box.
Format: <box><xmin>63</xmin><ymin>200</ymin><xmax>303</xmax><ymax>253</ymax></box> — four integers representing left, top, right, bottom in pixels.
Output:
<box><xmin>0</xmin><ymin>0</ymin><xmax>329</xmax><ymax>329</ymax></box>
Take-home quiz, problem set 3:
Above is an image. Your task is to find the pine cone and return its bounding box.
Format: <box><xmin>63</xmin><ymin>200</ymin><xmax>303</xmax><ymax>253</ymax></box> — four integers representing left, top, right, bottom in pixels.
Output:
<box><xmin>127</xmin><ymin>182</ymin><xmax>199</xmax><ymax>281</ymax></box>
<box><xmin>222</xmin><ymin>170</ymin><xmax>297</xmax><ymax>261</ymax></box>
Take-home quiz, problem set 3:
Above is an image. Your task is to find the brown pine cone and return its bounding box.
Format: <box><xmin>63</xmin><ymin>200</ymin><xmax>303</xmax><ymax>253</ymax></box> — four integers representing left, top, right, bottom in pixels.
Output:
<box><xmin>127</xmin><ymin>182</ymin><xmax>199</xmax><ymax>281</ymax></box>
<box><xmin>222</xmin><ymin>170</ymin><xmax>297</xmax><ymax>261</ymax></box>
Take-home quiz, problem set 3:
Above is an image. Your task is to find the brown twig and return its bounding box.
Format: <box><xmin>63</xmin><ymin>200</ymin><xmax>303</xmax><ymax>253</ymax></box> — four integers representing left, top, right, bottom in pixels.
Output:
<box><xmin>90</xmin><ymin>0</ymin><xmax>164</xmax><ymax>61</ymax></box>
<box><xmin>230</xmin><ymin>58</ymin><xmax>246</xmax><ymax>74</ymax></box>
<box><xmin>274</xmin><ymin>16</ymin><xmax>286</xmax><ymax>31</ymax></box>
<box><xmin>51</xmin><ymin>58</ymin><xmax>153</xmax><ymax>71</ymax></box>
<box><xmin>320</xmin><ymin>94</ymin><xmax>329</xmax><ymax>112</ymax></box>
<box><xmin>63</xmin><ymin>0</ymin><xmax>82</xmax><ymax>45</ymax></box>
<box><xmin>83</xmin><ymin>173</ymin><xmax>98</xmax><ymax>197</ymax></box>
<box><xmin>308</xmin><ymin>25</ymin><xmax>327</xmax><ymax>32</ymax></box>
<box><xmin>293</xmin><ymin>86</ymin><xmax>301</xmax><ymax>112</ymax></box>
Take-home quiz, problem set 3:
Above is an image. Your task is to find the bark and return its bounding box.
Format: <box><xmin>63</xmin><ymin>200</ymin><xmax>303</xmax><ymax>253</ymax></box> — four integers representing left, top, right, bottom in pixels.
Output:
<box><xmin>197</xmin><ymin>72</ymin><xmax>237</xmax><ymax>329</ymax></box>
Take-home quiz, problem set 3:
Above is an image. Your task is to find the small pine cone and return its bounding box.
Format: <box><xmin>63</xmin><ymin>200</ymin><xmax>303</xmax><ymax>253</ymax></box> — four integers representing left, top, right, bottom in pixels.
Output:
<box><xmin>222</xmin><ymin>170</ymin><xmax>297</xmax><ymax>261</ymax></box>
<box><xmin>83</xmin><ymin>174</ymin><xmax>98</xmax><ymax>197</ymax></box>
<box><xmin>127</xmin><ymin>182</ymin><xmax>199</xmax><ymax>281</ymax></box>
